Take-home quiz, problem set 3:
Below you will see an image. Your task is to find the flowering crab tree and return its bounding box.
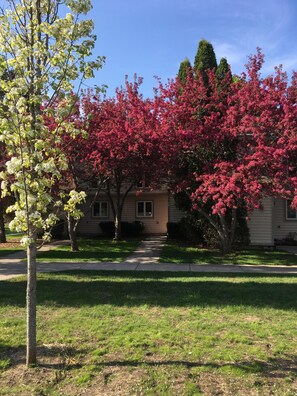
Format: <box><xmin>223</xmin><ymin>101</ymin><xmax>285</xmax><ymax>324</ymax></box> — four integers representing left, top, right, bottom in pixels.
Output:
<box><xmin>83</xmin><ymin>77</ymin><xmax>161</xmax><ymax>240</ymax></box>
<box><xmin>221</xmin><ymin>50</ymin><xmax>297</xmax><ymax>216</ymax></box>
<box><xmin>0</xmin><ymin>0</ymin><xmax>104</xmax><ymax>366</ymax></box>
<box><xmin>158</xmin><ymin>50</ymin><xmax>297</xmax><ymax>253</ymax></box>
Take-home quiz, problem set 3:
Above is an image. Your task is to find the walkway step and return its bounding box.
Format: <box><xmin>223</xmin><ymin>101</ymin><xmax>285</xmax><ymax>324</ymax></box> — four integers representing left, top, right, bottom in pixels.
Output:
<box><xmin>122</xmin><ymin>236</ymin><xmax>166</xmax><ymax>265</ymax></box>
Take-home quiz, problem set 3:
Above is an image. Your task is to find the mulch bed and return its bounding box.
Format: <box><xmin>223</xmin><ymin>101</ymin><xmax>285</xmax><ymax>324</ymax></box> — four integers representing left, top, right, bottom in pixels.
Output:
<box><xmin>0</xmin><ymin>240</ymin><xmax>22</xmax><ymax>249</ymax></box>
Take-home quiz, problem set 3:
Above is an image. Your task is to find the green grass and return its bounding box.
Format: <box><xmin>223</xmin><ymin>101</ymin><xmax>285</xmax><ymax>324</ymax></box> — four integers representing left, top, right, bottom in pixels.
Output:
<box><xmin>0</xmin><ymin>271</ymin><xmax>296</xmax><ymax>395</ymax></box>
<box><xmin>37</xmin><ymin>238</ymin><xmax>140</xmax><ymax>262</ymax></box>
<box><xmin>160</xmin><ymin>241</ymin><xmax>297</xmax><ymax>266</ymax></box>
<box><xmin>0</xmin><ymin>248</ymin><xmax>24</xmax><ymax>257</ymax></box>
<box><xmin>3</xmin><ymin>227</ymin><xmax>23</xmax><ymax>240</ymax></box>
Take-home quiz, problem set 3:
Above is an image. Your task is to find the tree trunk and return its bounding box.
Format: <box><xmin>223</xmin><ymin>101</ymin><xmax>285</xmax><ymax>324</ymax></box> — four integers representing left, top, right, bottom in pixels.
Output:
<box><xmin>26</xmin><ymin>240</ymin><xmax>37</xmax><ymax>367</ymax></box>
<box><xmin>114</xmin><ymin>209</ymin><xmax>122</xmax><ymax>241</ymax></box>
<box><xmin>67</xmin><ymin>216</ymin><xmax>79</xmax><ymax>252</ymax></box>
<box><xmin>220</xmin><ymin>236</ymin><xmax>233</xmax><ymax>254</ymax></box>
<box><xmin>0</xmin><ymin>203</ymin><xmax>6</xmax><ymax>243</ymax></box>
<box><xmin>217</xmin><ymin>210</ymin><xmax>237</xmax><ymax>254</ymax></box>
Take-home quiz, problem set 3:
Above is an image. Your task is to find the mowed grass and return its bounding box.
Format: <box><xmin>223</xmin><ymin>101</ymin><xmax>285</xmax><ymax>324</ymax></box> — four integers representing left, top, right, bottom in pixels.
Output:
<box><xmin>0</xmin><ymin>271</ymin><xmax>297</xmax><ymax>395</ymax></box>
<box><xmin>160</xmin><ymin>241</ymin><xmax>297</xmax><ymax>266</ymax></box>
<box><xmin>0</xmin><ymin>247</ymin><xmax>24</xmax><ymax>257</ymax></box>
<box><xmin>37</xmin><ymin>238</ymin><xmax>140</xmax><ymax>262</ymax></box>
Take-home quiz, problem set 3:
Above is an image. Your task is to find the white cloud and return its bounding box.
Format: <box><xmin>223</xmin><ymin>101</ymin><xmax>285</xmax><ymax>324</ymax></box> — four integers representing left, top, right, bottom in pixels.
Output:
<box><xmin>262</xmin><ymin>54</ymin><xmax>297</xmax><ymax>74</ymax></box>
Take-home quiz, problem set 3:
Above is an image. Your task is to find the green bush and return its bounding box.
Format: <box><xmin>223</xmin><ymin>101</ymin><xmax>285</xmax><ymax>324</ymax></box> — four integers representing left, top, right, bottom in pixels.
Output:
<box><xmin>167</xmin><ymin>218</ymin><xmax>204</xmax><ymax>243</ymax></box>
<box><xmin>99</xmin><ymin>221</ymin><xmax>144</xmax><ymax>238</ymax></box>
<box><xmin>51</xmin><ymin>219</ymin><xmax>66</xmax><ymax>239</ymax></box>
<box><xmin>167</xmin><ymin>222</ymin><xmax>182</xmax><ymax>239</ymax></box>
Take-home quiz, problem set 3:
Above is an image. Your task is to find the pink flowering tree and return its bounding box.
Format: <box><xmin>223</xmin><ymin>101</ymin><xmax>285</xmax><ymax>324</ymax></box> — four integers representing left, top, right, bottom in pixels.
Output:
<box><xmin>158</xmin><ymin>50</ymin><xmax>297</xmax><ymax>253</ymax></box>
<box><xmin>83</xmin><ymin>77</ymin><xmax>161</xmax><ymax>240</ymax></box>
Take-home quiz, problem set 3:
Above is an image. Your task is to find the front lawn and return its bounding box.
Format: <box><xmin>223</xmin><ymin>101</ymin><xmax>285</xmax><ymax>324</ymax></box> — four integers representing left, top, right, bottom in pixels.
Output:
<box><xmin>37</xmin><ymin>238</ymin><xmax>140</xmax><ymax>262</ymax></box>
<box><xmin>160</xmin><ymin>241</ymin><xmax>297</xmax><ymax>266</ymax></box>
<box><xmin>0</xmin><ymin>247</ymin><xmax>24</xmax><ymax>257</ymax></box>
<box><xmin>0</xmin><ymin>272</ymin><xmax>296</xmax><ymax>395</ymax></box>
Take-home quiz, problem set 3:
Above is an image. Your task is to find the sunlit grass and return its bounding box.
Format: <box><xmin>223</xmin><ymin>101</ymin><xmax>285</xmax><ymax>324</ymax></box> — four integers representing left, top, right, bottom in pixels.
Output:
<box><xmin>0</xmin><ymin>271</ymin><xmax>296</xmax><ymax>395</ymax></box>
<box><xmin>160</xmin><ymin>241</ymin><xmax>297</xmax><ymax>266</ymax></box>
<box><xmin>37</xmin><ymin>238</ymin><xmax>140</xmax><ymax>262</ymax></box>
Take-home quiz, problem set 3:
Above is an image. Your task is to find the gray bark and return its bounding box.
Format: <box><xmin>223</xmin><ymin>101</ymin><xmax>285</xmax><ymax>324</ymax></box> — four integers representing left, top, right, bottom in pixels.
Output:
<box><xmin>26</xmin><ymin>240</ymin><xmax>37</xmax><ymax>366</ymax></box>
<box><xmin>0</xmin><ymin>203</ymin><xmax>6</xmax><ymax>243</ymax></box>
<box><xmin>67</xmin><ymin>216</ymin><xmax>79</xmax><ymax>251</ymax></box>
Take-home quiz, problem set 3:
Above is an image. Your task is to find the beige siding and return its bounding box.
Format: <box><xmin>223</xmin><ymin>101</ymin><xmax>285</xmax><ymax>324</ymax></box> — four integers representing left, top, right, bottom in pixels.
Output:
<box><xmin>124</xmin><ymin>193</ymin><xmax>168</xmax><ymax>234</ymax></box>
<box><xmin>168</xmin><ymin>196</ymin><xmax>185</xmax><ymax>222</ymax></box>
<box><xmin>247</xmin><ymin>197</ymin><xmax>274</xmax><ymax>245</ymax></box>
<box><xmin>273</xmin><ymin>198</ymin><xmax>297</xmax><ymax>240</ymax></box>
<box><xmin>77</xmin><ymin>192</ymin><xmax>168</xmax><ymax>235</ymax></box>
<box><xmin>77</xmin><ymin>195</ymin><xmax>113</xmax><ymax>235</ymax></box>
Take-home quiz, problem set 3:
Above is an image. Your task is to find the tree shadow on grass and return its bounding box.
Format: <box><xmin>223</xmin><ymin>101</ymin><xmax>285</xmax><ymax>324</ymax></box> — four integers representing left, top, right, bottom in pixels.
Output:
<box><xmin>90</xmin><ymin>354</ymin><xmax>297</xmax><ymax>379</ymax></box>
<box><xmin>0</xmin><ymin>271</ymin><xmax>296</xmax><ymax>310</ymax></box>
<box><xmin>0</xmin><ymin>344</ymin><xmax>86</xmax><ymax>369</ymax></box>
<box><xmin>3</xmin><ymin>343</ymin><xmax>295</xmax><ymax>380</ymax></box>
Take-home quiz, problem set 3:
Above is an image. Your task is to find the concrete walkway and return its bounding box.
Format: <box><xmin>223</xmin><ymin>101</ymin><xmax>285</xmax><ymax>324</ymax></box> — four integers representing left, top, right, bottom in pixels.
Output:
<box><xmin>1</xmin><ymin>237</ymin><xmax>297</xmax><ymax>281</ymax></box>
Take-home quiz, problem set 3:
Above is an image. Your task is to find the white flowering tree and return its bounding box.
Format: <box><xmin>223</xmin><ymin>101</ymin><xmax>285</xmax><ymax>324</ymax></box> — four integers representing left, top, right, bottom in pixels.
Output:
<box><xmin>0</xmin><ymin>0</ymin><xmax>104</xmax><ymax>366</ymax></box>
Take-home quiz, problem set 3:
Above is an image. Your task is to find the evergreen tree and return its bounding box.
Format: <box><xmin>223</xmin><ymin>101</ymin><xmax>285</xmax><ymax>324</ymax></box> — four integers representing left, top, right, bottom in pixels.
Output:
<box><xmin>216</xmin><ymin>57</ymin><xmax>230</xmax><ymax>82</ymax></box>
<box><xmin>178</xmin><ymin>58</ymin><xmax>192</xmax><ymax>83</ymax></box>
<box><xmin>194</xmin><ymin>39</ymin><xmax>217</xmax><ymax>74</ymax></box>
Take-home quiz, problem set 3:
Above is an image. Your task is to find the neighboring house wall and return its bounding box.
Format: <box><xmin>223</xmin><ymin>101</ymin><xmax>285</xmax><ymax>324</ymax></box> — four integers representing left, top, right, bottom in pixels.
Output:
<box><xmin>78</xmin><ymin>190</ymin><xmax>295</xmax><ymax>245</ymax></box>
<box><xmin>77</xmin><ymin>191</ymin><xmax>168</xmax><ymax>235</ymax></box>
<box><xmin>168</xmin><ymin>196</ymin><xmax>185</xmax><ymax>222</ymax></box>
<box><xmin>272</xmin><ymin>198</ymin><xmax>297</xmax><ymax>240</ymax></box>
<box><xmin>247</xmin><ymin>197</ymin><xmax>274</xmax><ymax>246</ymax></box>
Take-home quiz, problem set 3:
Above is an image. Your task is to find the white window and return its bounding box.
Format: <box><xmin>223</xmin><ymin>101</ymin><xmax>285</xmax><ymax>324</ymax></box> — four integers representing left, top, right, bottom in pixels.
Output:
<box><xmin>93</xmin><ymin>201</ymin><xmax>108</xmax><ymax>218</ymax></box>
<box><xmin>136</xmin><ymin>201</ymin><xmax>153</xmax><ymax>218</ymax></box>
<box><xmin>286</xmin><ymin>200</ymin><xmax>297</xmax><ymax>220</ymax></box>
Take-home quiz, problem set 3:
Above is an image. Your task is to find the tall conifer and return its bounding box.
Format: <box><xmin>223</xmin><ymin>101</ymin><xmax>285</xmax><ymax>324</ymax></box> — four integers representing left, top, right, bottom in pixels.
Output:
<box><xmin>194</xmin><ymin>39</ymin><xmax>217</xmax><ymax>74</ymax></box>
<box><xmin>216</xmin><ymin>57</ymin><xmax>230</xmax><ymax>82</ymax></box>
<box><xmin>178</xmin><ymin>58</ymin><xmax>192</xmax><ymax>83</ymax></box>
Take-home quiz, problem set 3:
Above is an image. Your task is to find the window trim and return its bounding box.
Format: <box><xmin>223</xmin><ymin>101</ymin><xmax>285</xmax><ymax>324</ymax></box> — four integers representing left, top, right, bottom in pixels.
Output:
<box><xmin>136</xmin><ymin>201</ymin><xmax>154</xmax><ymax>218</ymax></box>
<box><xmin>92</xmin><ymin>201</ymin><xmax>109</xmax><ymax>218</ymax></box>
<box><xmin>286</xmin><ymin>200</ymin><xmax>297</xmax><ymax>220</ymax></box>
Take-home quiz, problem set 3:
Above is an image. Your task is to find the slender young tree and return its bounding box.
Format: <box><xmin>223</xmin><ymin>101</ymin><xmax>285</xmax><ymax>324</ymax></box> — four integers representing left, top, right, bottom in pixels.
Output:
<box><xmin>0</xmin><ymin>0</ymin><xmax>103</xmax><ymax>366</ymax></box>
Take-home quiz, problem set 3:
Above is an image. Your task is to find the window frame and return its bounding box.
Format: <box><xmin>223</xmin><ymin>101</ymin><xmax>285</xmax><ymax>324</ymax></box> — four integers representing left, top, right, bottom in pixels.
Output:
<box><xmin>136</xmin><ymin>200</ymin><xmax>154</xmax><ymax>218</ymax></box>
<box><xmin>286</xmin><ymin>200</ymin><xmax>297</xmax><ymax>220</ymax></box>
<box><xmin>92</xmin><ymin>201</ymin><xmax>109</xmax><ymax>218</ymax></box>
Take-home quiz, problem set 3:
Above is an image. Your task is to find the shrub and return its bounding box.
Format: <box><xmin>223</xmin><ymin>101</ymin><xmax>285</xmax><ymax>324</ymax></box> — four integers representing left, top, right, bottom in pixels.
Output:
<box><xmin>99</xmin><ymin>221</ymin><xmax>115</xmax><ymax>237</ymax></box>
<box><xmin>167</xmin><ymin>222</ymin><xmax>182</xmax><ymax>239</ymax></box>
<box><xmin>167</xmin><ymin>218</ymin><xmax>204</xmax><ymax>243</ymax></box>
<box><xmin>51</xmin><ymin>219</ymin><xmax>66</xmax><ymax>239</ymax></box>
<box><xmin>99</xmin><ymin>221</ymin><xmax>144</xmax><ymax>238</ymax></box>
<box><xmin>122</xmin><ymin>221</ymin><xmax>144</xmax><ymax>237</ymax></box>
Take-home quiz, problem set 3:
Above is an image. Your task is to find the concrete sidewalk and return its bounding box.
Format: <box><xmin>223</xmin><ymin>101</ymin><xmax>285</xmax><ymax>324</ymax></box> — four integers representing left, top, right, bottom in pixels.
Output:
<box><xmin>1</xmin><ymin>237</ymin><xmax>297</xmax><ymax>280</ymax></box>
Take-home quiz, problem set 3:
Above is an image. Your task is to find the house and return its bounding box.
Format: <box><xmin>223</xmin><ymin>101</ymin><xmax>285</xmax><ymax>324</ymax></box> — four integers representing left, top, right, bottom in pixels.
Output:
<box><xmin>78</xmin><ymin>186</ymin><xmax>170</xmax><ymax>236</ymax></box>
<box><xmin>248</xmin><ymin>197</ymin><xmax>297</xmax><ymax>245</ymax></box>
<box><xmin>77</xmin><ymin>189</ymin><xmax>297</xmax><ymax>245</ymax></box>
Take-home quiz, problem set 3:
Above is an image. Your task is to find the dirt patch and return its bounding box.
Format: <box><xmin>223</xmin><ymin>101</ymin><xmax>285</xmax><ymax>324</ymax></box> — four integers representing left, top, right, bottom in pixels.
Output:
<box><xmin>1</xmin><ymin>361</ymin><xmax>297</xmax><ymax>395</ymax></box>
<box><xmin>0</xmin><ymin>240</ymin><xmax>22</xmax><ymax>249</ymax></box>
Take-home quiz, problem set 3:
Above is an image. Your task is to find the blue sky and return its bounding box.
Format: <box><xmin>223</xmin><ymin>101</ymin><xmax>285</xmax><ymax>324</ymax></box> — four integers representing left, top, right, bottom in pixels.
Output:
<box><xmin>84</xmin><ymin>0</ymin><xmax>297</xmax><ymax>98</ymax></box>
